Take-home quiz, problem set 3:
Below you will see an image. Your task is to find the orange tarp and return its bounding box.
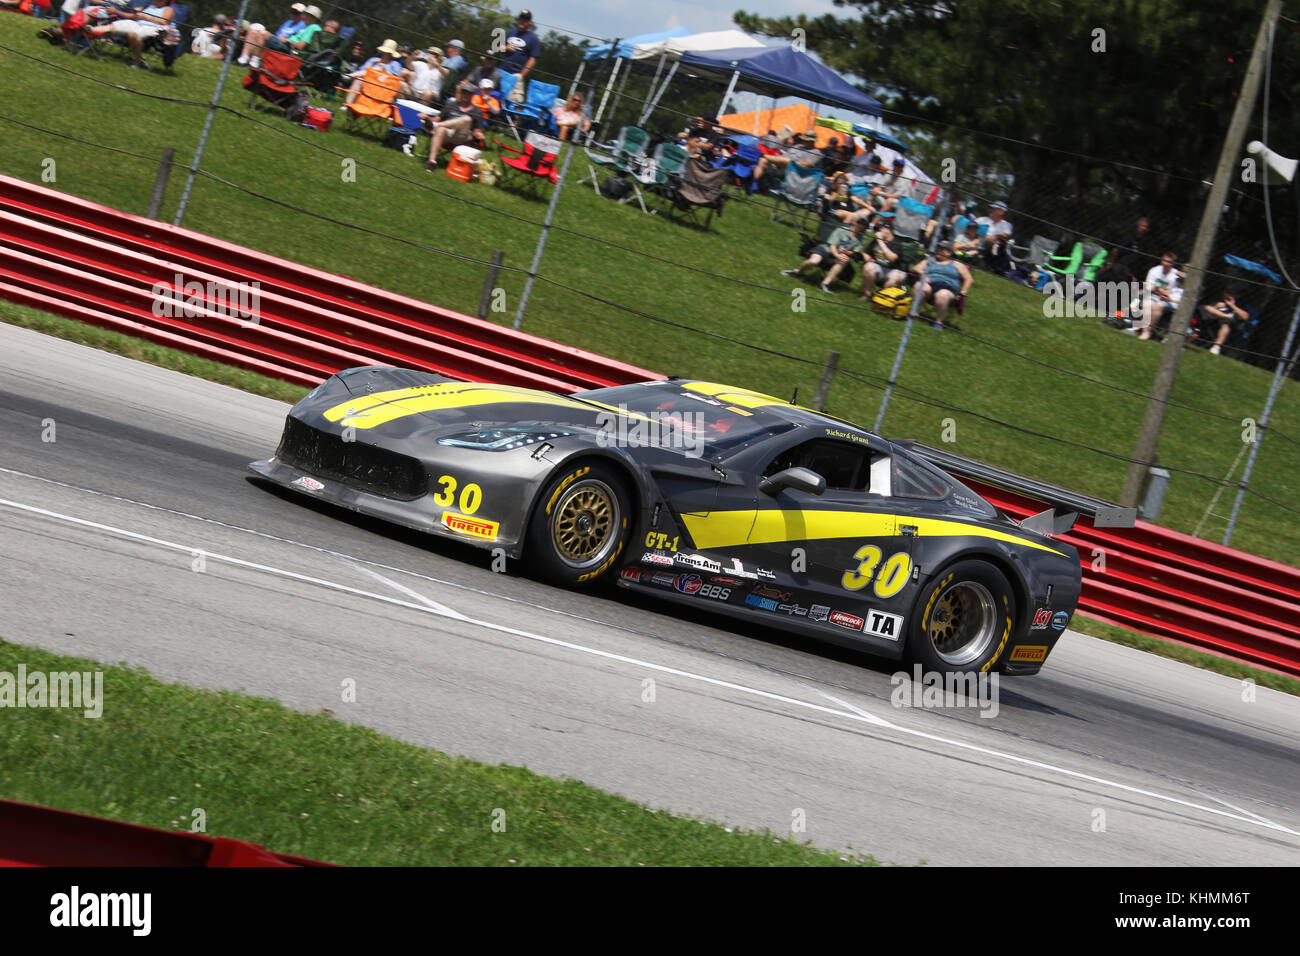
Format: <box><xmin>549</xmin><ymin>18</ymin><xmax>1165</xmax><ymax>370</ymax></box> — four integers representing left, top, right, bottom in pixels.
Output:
<box><xmin>719</xmin><ymin>103</ymin><xmax>846</xmax><ymax>149</ymax></box>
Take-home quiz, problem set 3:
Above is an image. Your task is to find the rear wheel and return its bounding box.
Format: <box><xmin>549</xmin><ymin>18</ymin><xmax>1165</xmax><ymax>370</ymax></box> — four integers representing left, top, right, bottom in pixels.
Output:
<box><xmin>906</xmin><ymin>560</ymin><xmax>1014</xmax><ymax>674</ymax></box>
<box><xmin>528</xmin><ymin>461</ymin><xmax>631</xmax><ymax>587</ymax></box>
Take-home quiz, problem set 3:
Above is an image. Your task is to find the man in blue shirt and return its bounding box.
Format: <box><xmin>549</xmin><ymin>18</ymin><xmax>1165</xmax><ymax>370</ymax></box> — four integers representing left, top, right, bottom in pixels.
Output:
<box><xmin>499</xmin><ymin>9</ymin><xmax>540</xmax><ymax>102</ymax></box>
<box><xmin>274</xmin><ymin>3</ymin><xmax>305</xmax><ymax>40</ymax></box>
<box><xmin>443</xmin><ymin>39</ymin><xmax>467</xmax><ymax>80</ymax></box>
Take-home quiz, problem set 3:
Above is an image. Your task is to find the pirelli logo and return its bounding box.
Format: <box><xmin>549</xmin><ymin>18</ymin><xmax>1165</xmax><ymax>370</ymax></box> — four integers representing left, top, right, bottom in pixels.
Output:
<box><xmin>1009</xmin><ymin>645</ymin><xmax>1048</xmax><ymax>663</ymax></box>
<box><xmin>441</xmin><ymin>513</ymin><xmax>500</xmax><ymax>540</ymax></box>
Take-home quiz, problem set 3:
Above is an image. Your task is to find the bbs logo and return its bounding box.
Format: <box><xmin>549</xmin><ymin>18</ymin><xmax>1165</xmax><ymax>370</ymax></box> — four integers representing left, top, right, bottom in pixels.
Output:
<box><xmin>697</xmin><ymin>584</ymin><xmax>730</xmax><ymax>601</ymax></box>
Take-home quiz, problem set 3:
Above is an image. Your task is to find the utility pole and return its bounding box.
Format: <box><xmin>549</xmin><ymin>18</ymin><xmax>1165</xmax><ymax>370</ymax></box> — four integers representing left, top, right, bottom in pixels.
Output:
<box><xmin>1120</xmin><ymin>0</ymin><xmax>1283</xmax><ymax>508</ymax></box>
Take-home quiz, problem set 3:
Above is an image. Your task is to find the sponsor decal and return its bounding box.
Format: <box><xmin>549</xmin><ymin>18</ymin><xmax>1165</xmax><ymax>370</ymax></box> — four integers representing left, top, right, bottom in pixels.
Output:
<box><xmin>720</xmin><ymin>557</ymin><xmax>758</xmax><ymax>580</ymax></box>
<box><xmin>577</xmin><ymin>535</ymin><xmax>625</xmax><ymax>583</ymax></box>
<box><xmin>650</xmin><ymin>572</ymin><xmax>677</xmax><ymax>589</ymax></box>
<box><xmin>756</xmin><ymin>567</ymin><xmax>776</xmax><ymax>580</ymax></box>
<box><xmin>824</xmin><ymin>427</ymin><xmax>870</xmax><ymax>446</ymax></box>
<box><xmin>698</xmin><ymin>584</ymin><xmax>731</xmax><ymax>601</ymax></box>
<box><xmin>777</xmin><ymin>603</ymin><xmax>808</xmax><ymax>616</ymax></box>
<box><xmin>952</xmin><ymin>494</ymin><xmax>984</xmax><ymax>511</ymax></box>
<box><xmin>711</xmin><ymin>575</ymin><xmax>744</xmax><ymax>586</ymax></box>
<box><xmin>1009</xmin><ymin>645</ymin><xmax>1048</xmax><ymax>663</ymax></box>
<box><xmin>674</xmin><ymin>574</ymin><xmax>703</xmax><ymax>595</ymax></box>
<box><xmin>745</xmin><ymin>594</ymin><xmax>779</xmax><ymax>612</ymax></box>
<box><xmin>546</xmin><ymin>466</ymin><xmax>590</xmax><ymax>515</ymax></box>
<box><xmin>829</xmin><ymin>610</ymin><xmax>865</xmax><ymax>632</ymax></box>
<box><xmin>750</xmin><ymin>585</ymin><xmax>790</xmax><ymax>601</ymax></box>
<box><xmin>641</xmin><ymin>551</ymin><xmax>675</xmax><ymax>567</ymax></box>
<box><xmin>809</xmin><ymin>604</ymin><xmax>830</xmax><ymax>622</ymax></box>
<box><xmin>677</xmin><ymin>553</ymin><xmax>722</xmax><ymax>574</ymax></box>
<box><xmin>1030</xmin><ymin>607</ymin><xmax>1052</xmax><ymax>630</ymax></box>
<box><xmin>1050</xmin><ymin>611</ymin><xmax>1070</xmax><ymax>631</ymax></box>
<box><xmin>619</xmin><ymin>567</ymin><xmax>642</xmax><ymax>583</ymax></box>
<box><xmin>864</xmin><ymin>609</ymin><xmax>903</xmax><ymax>641</ymax></box>
<box><xmin>291</xmin><ymin>475</ymin><xmax>324</xmax><ymax>492</ymax></box>
<box><xmin>441</xmin><ymin>513</ymin><xmax>499</xmax><ymax>541</ymax></box>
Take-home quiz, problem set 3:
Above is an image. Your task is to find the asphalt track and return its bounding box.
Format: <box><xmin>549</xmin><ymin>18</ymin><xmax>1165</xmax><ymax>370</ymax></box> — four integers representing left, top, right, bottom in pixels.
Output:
<box><xmin>0</xmin><ymin>322</ymin><xmax>1297</xmax><ymax>866</ymax></box>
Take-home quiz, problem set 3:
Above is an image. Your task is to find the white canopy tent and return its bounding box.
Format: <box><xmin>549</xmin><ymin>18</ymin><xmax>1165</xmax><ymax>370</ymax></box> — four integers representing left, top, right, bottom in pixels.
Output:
<box><xmin>631</xmin><ymin>31</ymin><xmax>769</xmax><ymax>125</ymax></box>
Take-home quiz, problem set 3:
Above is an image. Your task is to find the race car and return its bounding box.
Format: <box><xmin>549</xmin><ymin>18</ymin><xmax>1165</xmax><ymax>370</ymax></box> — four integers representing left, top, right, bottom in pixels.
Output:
<box><xmin>250</xmin><ymin>367</ymin><xmax>1089</xmax><ymax>675</ymax></box>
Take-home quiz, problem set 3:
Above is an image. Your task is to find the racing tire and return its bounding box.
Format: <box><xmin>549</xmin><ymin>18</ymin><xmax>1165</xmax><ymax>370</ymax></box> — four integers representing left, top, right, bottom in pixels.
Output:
<box><xmin>528</xmin><ymin>460</ymin><xmax>631</xmax><ymax>587</ymax></box>
<box><xmin>905</xmin><ymin>560</ymin><xmax>1015</xmax><ymax>674</ymax></box>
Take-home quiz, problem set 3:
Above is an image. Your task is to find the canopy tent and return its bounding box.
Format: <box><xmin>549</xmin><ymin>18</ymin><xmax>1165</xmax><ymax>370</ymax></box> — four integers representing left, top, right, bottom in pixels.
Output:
<box><xmin>678</xmin><ymin>45</ymin><xmax>882</xmax><ymax>118</ymax></box>
<box><xmin>630</xmin><ymin>30</ymin><xmax>766</xmax><ymax>60</ymax></box>
<box><xmin>583</xmin><ymin>28</ymin><xmax>690</xmax><ymax>62</ymax></box>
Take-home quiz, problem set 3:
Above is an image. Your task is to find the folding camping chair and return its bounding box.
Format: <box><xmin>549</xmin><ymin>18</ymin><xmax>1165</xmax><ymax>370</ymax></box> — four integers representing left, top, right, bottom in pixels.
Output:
<box><xmin>340</xmin><ymin>66</ymin><xmax>401</xmax><ymax>139</ymax></box>
<box><xmin>68</xmin><ymin>1</ymin><xmax>144</xmax><ymax>59</ymax></box>
<box><xmin>243</xmin><ymin>49</ymin><xmax>308</xmax><ymax>114</ymax></box>
<box><xmin>660</xmin><ymin>156</ymin><xmax>729</xmax><ymax>228</ymax></box>
<box><xmin>888</xmin><ymin>195</ymin><xmax>935</xmax><ymax>242</ymax></box>
<box><xmin>300</xmin><ymin>26</ymin><xmax>353</xmax><ymax>100</ymax></box>
<box><xmin>716</xmin><ymin>136</ymin><xmax>762</xmax><ymax>193</ymax></box>
<box><xmin>504</xmin><ymin>77</ymin><xmax>560</xmax><ymax>136</ymax></box>
<box><xmin>641</xmin><ymin>142</ymin><xmax>689</xmax><ymax>215</ymax></box>
<box><xmin>579</xmin><ymin>125</ymin><xmax>649</xmax><ymax>199</ymax></box>
<box><xmin>770</xmin><ymin>162</ymin><xmax>824</xmax><ymax>230</ymax></box>
<box><xmin>1041</xmin><ymin>241</ymin><xmax>1108</xmax><ymax>285</ymax></box>
<box><xmin>139</xmin><ymin>1</ymin><xmax>186</xmax><ymax>70</ymax></box>
<box><xmin>494</xmin><ymin>132</ymin><xmax>563</xmax><ymax>196</ymax></box>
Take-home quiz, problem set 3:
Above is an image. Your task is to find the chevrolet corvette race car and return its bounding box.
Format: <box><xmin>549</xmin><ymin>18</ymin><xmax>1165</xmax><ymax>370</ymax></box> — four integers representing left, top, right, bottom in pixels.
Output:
<box><xmin>250</xmin><ymin>367</ymin><xmax>1088</xmax><ymax>675</ymax></box>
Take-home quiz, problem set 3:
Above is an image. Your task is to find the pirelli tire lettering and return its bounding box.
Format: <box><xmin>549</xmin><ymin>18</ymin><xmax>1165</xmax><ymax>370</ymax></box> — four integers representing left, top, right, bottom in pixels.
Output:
<box><xmin>530</xmin><ymin>461</ymin><xmax>633</xmax><ymax>588</ymax></box>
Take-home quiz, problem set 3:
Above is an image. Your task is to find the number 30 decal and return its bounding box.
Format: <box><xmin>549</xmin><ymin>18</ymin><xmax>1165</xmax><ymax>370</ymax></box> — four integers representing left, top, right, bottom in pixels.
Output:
<box><xmin>842</xmin><ymin>545</ymin><xmax>912</xmax><ymax>598</ymax></box>
<box><xmin>432</xmin><ymin>474</ymin><xmax>483</xmax><ymax>515</ymax></box>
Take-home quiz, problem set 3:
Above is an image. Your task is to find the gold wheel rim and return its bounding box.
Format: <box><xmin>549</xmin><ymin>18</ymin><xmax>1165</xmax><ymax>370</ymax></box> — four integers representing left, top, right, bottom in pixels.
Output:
<box><xmin>927</xmin><ymin>581</ymin><xmax>997</xmax><ymax>666</ymax></box>
<box><xmin>553</xmin><ymin>481</ymin><xmax>616</xmax><ymax>565</ymax></box>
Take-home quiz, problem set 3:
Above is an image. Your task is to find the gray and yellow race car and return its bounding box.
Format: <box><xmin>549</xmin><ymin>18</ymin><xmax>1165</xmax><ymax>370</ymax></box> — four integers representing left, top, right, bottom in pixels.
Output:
<box><xmin>250</xmin><ymin>366</ymin><xmax>1094</xmax><ymax>675</ymax></box>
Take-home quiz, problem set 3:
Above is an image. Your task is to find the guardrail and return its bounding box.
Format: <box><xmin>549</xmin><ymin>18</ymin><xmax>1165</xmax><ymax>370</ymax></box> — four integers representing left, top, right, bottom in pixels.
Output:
<box><xmin>0</xmin><ymin>174</ymin><xmax>660</xmax><ymax>393</ymax></box>
<box><xmin>1</xmin><ymin>175</ymin><xmax>1296</xmax><ymax>677</ymax></box>
<box><xmin>0</xmin><ymin>798</ymin><xmax>332</xmax><ymax>866</ymax></box>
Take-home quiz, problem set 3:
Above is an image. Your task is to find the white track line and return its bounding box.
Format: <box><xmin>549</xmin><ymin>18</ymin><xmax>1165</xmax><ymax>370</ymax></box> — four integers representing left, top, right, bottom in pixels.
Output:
<box><xmin>3</xmin><ymin>495</ymin><xmax>1298</xmax><ymax>840</ymax></box>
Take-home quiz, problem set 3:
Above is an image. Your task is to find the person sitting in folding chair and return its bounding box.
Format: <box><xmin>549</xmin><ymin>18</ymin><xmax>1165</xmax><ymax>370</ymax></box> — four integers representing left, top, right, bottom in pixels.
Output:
<box><xmin>858</xmin><ymin>221</ymin><xmax>907</xmax><ymax>301</ymax></box>
<box><xmin>89</xmin><ymin>1</ymin><xmax>173</xmax><ymax>69</ymax></box>
<box><xmin>425</xmin><ymin>83</ymin><xmax>485</xmax><ymax>170</ymax></box>
<box><xmin>912</xmin><ymin>243</ymin><xmax>973</xmax><ymax>329</ymax></box>
<box><xmin>553</xmin><ymin>92</ymin><xmax>590</xmax><ymax>142</ymax></box>
<box><xmin>781</xmin><ymin>218</ymin><xmax>869</xmax><ymax>293</ymax></box>
<box><xmin>344</xmin><ymin>39</ymin><xmax>403</xmax><ymax>105</ymax></box>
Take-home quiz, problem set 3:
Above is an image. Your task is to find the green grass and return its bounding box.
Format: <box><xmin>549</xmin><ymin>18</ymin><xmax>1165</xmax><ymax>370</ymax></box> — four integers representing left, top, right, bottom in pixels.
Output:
<box><xmin>0</xmin><ymin>641</ymin><xmax>877</xmax><ymax>865</ymax></box>
<box><xmin>2</xmin><ymin>19</ymin><xmax>1298</xmax><ymax>564</ymax></box>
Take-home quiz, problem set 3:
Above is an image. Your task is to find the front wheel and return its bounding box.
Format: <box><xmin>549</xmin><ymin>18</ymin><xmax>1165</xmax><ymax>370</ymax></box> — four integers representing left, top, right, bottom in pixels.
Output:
<box><xmin>906</xmin><ymin>560</ymin><xmax>1014</xmax><ymax>674</ymax></box>
<box><xmin>527</xmin><ymin>461</ymin><xmax>631</xmax><ymax>586</ymax></box>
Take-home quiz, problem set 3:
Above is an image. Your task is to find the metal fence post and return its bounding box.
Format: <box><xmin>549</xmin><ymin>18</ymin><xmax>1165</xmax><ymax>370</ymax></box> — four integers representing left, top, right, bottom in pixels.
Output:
<box><xmin>146</xmin><ymin>147</ymin><xmax>176</xmax><ymax>220</ymax></box>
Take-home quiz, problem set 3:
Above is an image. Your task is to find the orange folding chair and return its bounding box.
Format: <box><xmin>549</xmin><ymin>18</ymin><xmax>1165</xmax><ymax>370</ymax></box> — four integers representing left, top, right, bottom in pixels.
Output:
<box><xmin>340</xmin><ymin>66</ymin><xmax>401</xmax><ymax>138</ymax></box>
<box><xmin>242</xmin><ymin>49</ymin><xmax>308</xmax><ymax>114</ymax></box>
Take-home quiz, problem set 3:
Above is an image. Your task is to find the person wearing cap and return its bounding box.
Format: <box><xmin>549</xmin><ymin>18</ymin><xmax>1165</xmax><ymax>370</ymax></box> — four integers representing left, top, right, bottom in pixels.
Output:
<box><xmin>976</xmin><ymin>201</ymin><xmax>1014</xmax><ymax>275</ymax></box>
<box><xmin>191</xmin><ymin>12</ymin><xmax>231</xmax><ymax>58</ymax></box>
<box><xmin>471</xmin><ymin>78</ymin><xmax>502</xmax><ymax>118</ymax></box>
<box><xmin>239</xmin><ymin>6</ymin><xmax>298</xmax><ymax>66</ymax></box>
<box><xmin>464</xmin><ymin>50</ymin><xmax>502</xmax><ymax>92</ymax></box>
<box><xmin>869</xmin><ymin>157</ymin><xmax>910</xmax><ymax>212</ymax></box>
<box><xmin>443</xmin><ymin>39</ymin><xmax>467</xmax><ymax>79</ymax></box>
<box><xmin>781</xmin><ymin>218</ymin><xmax>870</xmax><ymax>293</ymax></box>
<box><xmin>425</xmin><ymin>83</ymin><xmax>486</xmax><ymax>170</ymax></box>
<box><xmin>499</xmin><ymin>9</ymin><xmax>540</xmax><ymax>103</ymax></box>
<box><xmin>912</xmin><ymin>243</ymin><xmax>973</xmax><ymax>329</ymax></box>
<box><xmin>406</xmin><ymin>47</ymin><xmax>449</xmax><ymax>105</ymax></box>
<box><xmin>275</xmin><ymin>4</ymin><xmax>306</xmax><ymax>40</ymax></box>
<box><xmin>275</xmin><ymin>5</ymin><xmax>322</xmax><ymax>52</ymax></box>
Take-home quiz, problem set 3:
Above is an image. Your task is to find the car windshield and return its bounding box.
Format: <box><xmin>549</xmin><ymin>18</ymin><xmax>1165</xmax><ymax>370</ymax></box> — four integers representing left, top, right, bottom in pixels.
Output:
<box><xmin>574</xmin><ymin>383</ymin><xmax>796</xmax><ymax>455</ymax></box>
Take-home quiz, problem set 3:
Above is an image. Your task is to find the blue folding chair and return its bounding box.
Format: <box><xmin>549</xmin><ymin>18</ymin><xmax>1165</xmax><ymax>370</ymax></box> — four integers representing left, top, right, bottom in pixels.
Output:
<box><xmin>717</xmin><ymin>141</ymin><xmax>762</xmax><ymax>192</ymax></box>
<box><xmin>505</xmin><ymin>77</ymin><xmax>560</xmax><ymax>135</ymax></box>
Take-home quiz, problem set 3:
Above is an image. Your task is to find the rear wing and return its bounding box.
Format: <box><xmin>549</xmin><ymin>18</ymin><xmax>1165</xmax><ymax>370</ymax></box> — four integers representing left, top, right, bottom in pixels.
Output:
<box><xmin>894</xmin><ymin>440</ymin><xmax>1136</xmax><ymax>532</ymax></box>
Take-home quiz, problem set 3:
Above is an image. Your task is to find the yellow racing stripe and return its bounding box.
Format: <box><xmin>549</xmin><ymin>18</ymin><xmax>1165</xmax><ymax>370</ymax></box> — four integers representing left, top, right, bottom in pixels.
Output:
<box><xmin>680</xmin><ymin>509</ymin><xmax>1065</xmax><ymax>556</ymax></box>
<box><xmin>322</xmin><ymin>383</ymin><xmax>649</xmax><ymax>430</ymax></box>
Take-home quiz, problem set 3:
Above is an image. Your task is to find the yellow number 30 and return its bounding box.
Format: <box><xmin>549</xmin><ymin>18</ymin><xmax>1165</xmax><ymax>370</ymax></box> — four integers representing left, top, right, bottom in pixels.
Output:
<box><xmin>842</xmin><ymin>546</ymin><xmax>912</xmax><ymax>598</ymax></box>
<box><xmin>433</xmin><ymin>475</ymin><xmax>483</xmax><ymax>515</ymax></box>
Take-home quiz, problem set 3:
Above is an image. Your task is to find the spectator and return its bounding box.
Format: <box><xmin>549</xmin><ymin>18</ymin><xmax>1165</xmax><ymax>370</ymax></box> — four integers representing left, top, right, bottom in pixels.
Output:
<box><xmin>345</xmin><ymin>39</ymin><xmax>366</xmax><ymax>73</ymax></box>
<box><xmin>405</xmin><ymin>48</ymin><xmax>448</xmax><ymax>104</ymax></box>
<box><xmin>275</xmin><ymin>3</ymin><xmax>306</xmax><ymax>39</ymax></box>
<box><xmin>1136</xmin><ymin>251</ymin><xmax>1181</xmax><ymax>340</ymax></box>
<box><xmin>977</xmin><ymin>200</ymin><xmax>1014</xmax><ymax>275</ymax></box>
<box><xmin>1100</xmin><ymin>216</ymin><xmax>1152</xmax><ymax>281</ymax></box>
<box><xmin>93</xmin><ymin>1</ymin><xmax>173</xmax><ymax>69</ymax></box>
<box><xmin>443</xmin><ymin>39</ymin><xmax>467</xmax><ymax>80</ymax></box>
<box><xmin>344</xmin><ymin>39</ymin><xmax>403</xmax><ymax>106</ymax></box>
<box><xmin>499</xmin><ymin>8</ymin><xmax>540</xmax><ymax>104</ymax></box>
<box><xmin>1200</xmin><ymin>287</ymin><xmax>1251</xmax><ymax>355</ymax></box>
<box><xmin>191</xmin><ymin>13</ymin><xmax>230</xmax><ymax>58</ymax></box>
<box><xmin>755</xmin><ymin>131</ymin><xmax>822</xmax><ymax>183</ymax></box>
<box><xmin>953</xmin><ymin>221</ymin><xmax>983</xmax><ymax>259</ymax></box>
<box><xmin>306</xmin><ymin>19</ymin><xmax>341</xmax><ymax>55</ymax></box>
<box><xmin>471</xmin><ymin>79</ymin><xmax>502</xmax><ymax>119</ymax></box>
<box><xmin>820</xmin><ymin>173</ymin><xmax>873</xmax><ymax>224</ymax></box>
<box><xmin>464</xmin><ymin>50</ymin><xmax>502</xmax><ymax>92</ymax></box>
<box><xmin>283</xmin><ymin>6</ymin><xmax>322</xmax><ymax>52</ymax></box>
<box><xmin>425</xmin><ymin>84</ymin><xmax>485</xmax><ymax>170</ymax></box>
<box><xmin>912</xmin><ymin>243</ymin><xmax>972</xmax><ymax>329</ymax></box>
<box><xmin>553</xmin><ymin>92</ymin><xmax>590</xmax><ymax>142</ymax></box>
<box><xmin>780</xmin><ymin>218</ymin><xmax>869</xmax><ymax>293</ymax></box>
<box><xmin>858</xmin><ymin>221</ymin><xmax>906</xmax><ymax>301</ymax></box>
<box><xmin>869</xmin><ymin>158</ymin><xmax>909</xmax><ymax>212</ymax></box>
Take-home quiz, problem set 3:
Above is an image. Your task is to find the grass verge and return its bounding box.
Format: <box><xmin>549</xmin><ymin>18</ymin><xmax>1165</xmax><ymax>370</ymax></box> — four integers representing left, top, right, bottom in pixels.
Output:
<box><xmin>0</xmin><ymin>641</ymin><xmax>877</xmax><ymax>866</ymax></box>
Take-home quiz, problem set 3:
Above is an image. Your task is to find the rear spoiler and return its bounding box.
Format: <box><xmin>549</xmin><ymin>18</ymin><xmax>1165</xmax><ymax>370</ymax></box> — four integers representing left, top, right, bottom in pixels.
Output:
<box><xmin>894</xmin><ymin>440</ymin><xmax>1137</xmax><ymax>532</ymax></box>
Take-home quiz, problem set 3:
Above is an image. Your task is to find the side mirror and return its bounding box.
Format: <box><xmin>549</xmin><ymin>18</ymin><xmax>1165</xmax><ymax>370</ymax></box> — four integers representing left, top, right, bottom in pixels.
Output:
<box><xmin>759</xmin><ymin>466</ymin><xmax>826</xmax><ymax>497</ymax></box>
